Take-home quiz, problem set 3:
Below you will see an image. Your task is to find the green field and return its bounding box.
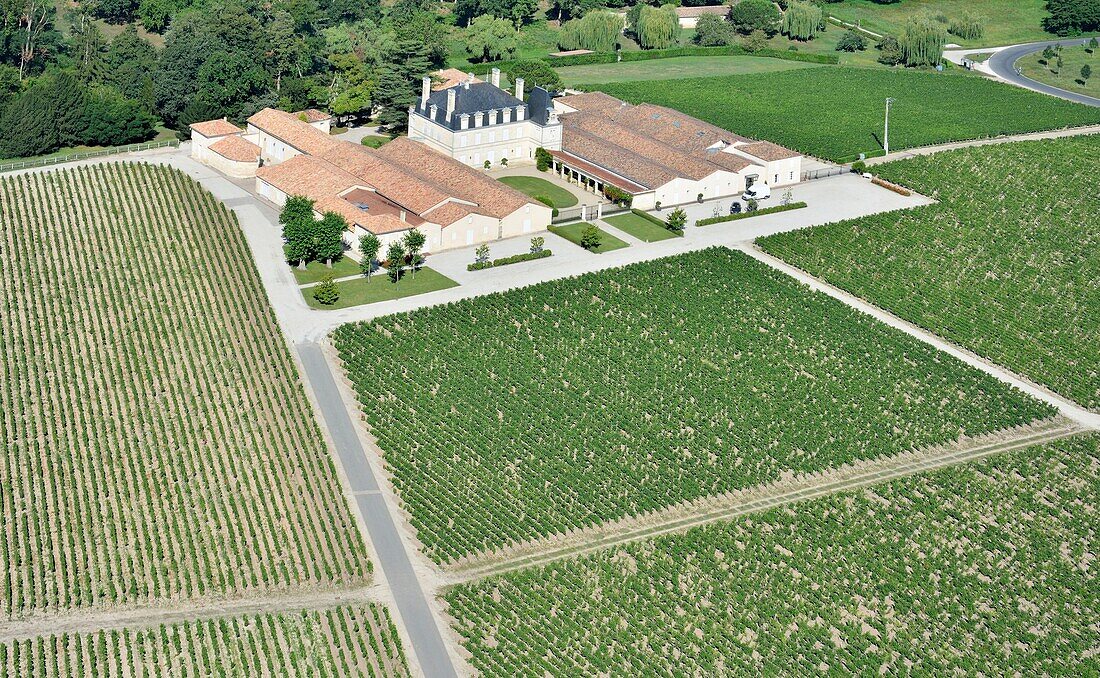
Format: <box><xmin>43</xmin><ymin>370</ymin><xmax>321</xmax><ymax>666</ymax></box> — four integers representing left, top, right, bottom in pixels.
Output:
<box><xmin>760</xmin><ymin>137</ymin><xmax>1100</xmax><ymax>410</ymax></box>
<box><xmin>497</xmin><ymin>175</ymin><xmax>578</xmax><ymax>208</ymax></box>
<box><xmin>332</xmin><ymin>248</ymin><xmax>1050</xmax><ymax>564</ymax></box>
<box><xmin>304</xmin><ymin>267</ymin><xmax>458</xmax><ymax>309</ymax></box>
<box><xmin>0</xmin><ymin>164</ymin><xmax>371</xmax><ymax>617</ymax></box>
<box><xmin>556</xmin><ymin>55</ymin><xmax>820</xmax><ymax>86</ymax></box>
<box><xmin>602</xmin><ymin>211</ymin><xmax>679</xmax><ymax>242</ymax></box>
<box><xmin>827</xmin><ymin>0</ymin><xmax>1055</xmax><ymax>47</ymax></box>
<box><xmin>547</xmin><ymin>221</ymin><xmax>629</xmax><ymax>253</ymax></box>
<box><xmin>446</xmin><ymin>433</ymin><xmax>1099</xmax><ymax>675</ymax></box>
<box><xmin>292</xmin><ymin>256</ymin><xmax>362</xmax><ymax>285</ymax></box>
<box><xmin>1018</xmin><ymin>43</ymin><xmax>1100</xmax><ymax>99</ymax></box>
<box><xmin>0</xmin><ymin>604</ymin><xmax>408</xmax><ymax>677</ymax></box>
<box><xmin>594</xmin><ymin>68</ymin><xmax>1100</xmax><ymax>161</ymax></box>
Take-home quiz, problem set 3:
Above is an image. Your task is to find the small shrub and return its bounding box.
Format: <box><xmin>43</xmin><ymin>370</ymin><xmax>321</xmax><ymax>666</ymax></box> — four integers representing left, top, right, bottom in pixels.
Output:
<box><xmin>851</xmin><ymin>160</ymin><xmax>866</xmax><ymax>174</ymax></box>
<box><xmin>500</xmin><ymin>157</ymin><xmax>508</xmax><ymax>167</ymax></box>
<box><xmin>535</xmin><ymin>147</ymin><xmax>553</xmax><ymax>172</ymax></box>
<box><xmin>530</xmin><ymin>236</ymin><xmax>545</xmax><ymax>253</ymax></box>
<box><xmin>742</xmin><ymin>29</ymin><xmax>769</xmax><ymax>53</ymax></box>
<box><xmin>313</xmin><ymin>276</ymin><xmax>339</xmax><ymax>305</ymax></box>
<box><xmin>579</xmin><ymin>224</ymin><xmax>602</xmax><ymax>250</ymax></box>
<box><xmin>666</xmin><ymin>208</ymin><xmax>686</xmax><ymax>232</ymax></box>
<box><xmin>836</xmin><ymin>30</ymin><xmax>867</xmax><ymax>52</ymax></box>
<box><xmin>475</xmin><ymin>243</ymin><xmax>490</xmax><ymax>264</ymax></box>
<box><xmin>483</xmin><ymin>160</ymin><xmax>492</xmax><ymax>170</ymax></box>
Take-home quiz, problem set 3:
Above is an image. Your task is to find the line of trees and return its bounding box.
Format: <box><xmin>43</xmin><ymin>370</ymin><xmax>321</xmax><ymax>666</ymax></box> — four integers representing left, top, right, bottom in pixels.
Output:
<box><xmin>280</xmin><ymin>196</ymin><xmax>348</xmax><ymax>270</ymax></box>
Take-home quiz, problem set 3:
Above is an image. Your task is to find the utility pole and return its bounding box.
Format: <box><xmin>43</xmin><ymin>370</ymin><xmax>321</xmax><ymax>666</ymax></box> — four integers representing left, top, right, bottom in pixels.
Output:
<box><xmin>884</xmin><ymin>97</ymin><xmax>896</xmax><ymax>157</ymax></box>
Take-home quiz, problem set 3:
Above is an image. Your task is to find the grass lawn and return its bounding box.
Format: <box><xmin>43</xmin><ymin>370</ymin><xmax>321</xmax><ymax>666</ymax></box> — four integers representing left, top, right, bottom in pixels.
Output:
<box><xmin>360</xmin><ymin>135</ymin><xmax>393</xmax><ymax>148</ymax></box>
<box><xmin>556</xmin><ymin>55</ymin><xmax>821</xmax><ymax>86</ymax></box>
<box><xmin>826</xmin><ymin>0</ymin><xmax>1056</xmax><ymax>47</ymax></box>
<box><xmin>1018</xmin><ymin>43</ymin><xmax>1100</xmax><ymax>98</ymax></box>
<box><xmin>603</xmin><ymin>212</ymin><xmax>679</xmax><ymax>242</ymax></box>
<box><xmin>498</xmin><ymin>176</ymin><xmax>578</xmax><ymax>208</ymax></box>
<box><xmin>548</xmin><ymin>222</ymin><xmax>629</xmax><ymax>253</ymax></box>
<box><xmin>304</xmin><ymin>267</ymin><xmax>457</xmax><ymax>310</ymax></box>
<box><xmin>292</xmin><ymin>257</ymin><xmax>362</xmax><ymax>285</ymax></box>
<box><xmin>595</xmin><ymin>67</ymin><xmax>1100</xmax><ymax>162</ymax></box>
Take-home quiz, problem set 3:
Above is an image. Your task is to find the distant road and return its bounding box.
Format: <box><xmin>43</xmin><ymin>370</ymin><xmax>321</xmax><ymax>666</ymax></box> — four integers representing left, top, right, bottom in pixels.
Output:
<box><xmin>986</xmin><ymin>38</ymin><xmax>1100</xmax><ymax>108</ymax></box>
<box><xmin>298</xmin><ymin>343</ymin><xmax>458</xmax><ymax>678</ymax></box>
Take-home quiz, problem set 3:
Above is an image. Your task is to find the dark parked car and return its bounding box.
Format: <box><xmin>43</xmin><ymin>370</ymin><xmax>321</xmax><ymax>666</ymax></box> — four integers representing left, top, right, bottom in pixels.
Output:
<box><xmin>730</xmin><ymin>202</ymin><xmax>742</xmax><ymax>215</ymax></box>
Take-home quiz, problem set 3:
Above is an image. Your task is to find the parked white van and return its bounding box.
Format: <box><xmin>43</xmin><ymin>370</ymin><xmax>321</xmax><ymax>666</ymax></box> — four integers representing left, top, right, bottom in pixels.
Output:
<box><xmin>742</xmin><ymin>183</ymin><xmax>771</xmax><ymax>202</ymax></box>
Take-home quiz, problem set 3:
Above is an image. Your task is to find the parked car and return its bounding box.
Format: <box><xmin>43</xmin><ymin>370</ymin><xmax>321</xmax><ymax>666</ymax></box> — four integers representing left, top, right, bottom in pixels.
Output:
<box><xmin>730</xmin><ymin>202</ymin><xmax>742</xmax><ymax>214</ymax></box>
<box><xmin>742</xmin><ymin>183</ymin><xmax>771</xmax><ymax>202</ymax></box>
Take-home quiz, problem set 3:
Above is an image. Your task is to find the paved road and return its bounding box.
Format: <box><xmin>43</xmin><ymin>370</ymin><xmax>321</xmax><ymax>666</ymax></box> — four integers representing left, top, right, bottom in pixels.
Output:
<box><xmin>298</xmin><ymin>343</ymin><xmax>458</xmax><ymax>678</ymax></box>
<box><xmin>987</xmin><ymin>38</ymin><xmax>1100</xmax><ymax>107</ymax></box>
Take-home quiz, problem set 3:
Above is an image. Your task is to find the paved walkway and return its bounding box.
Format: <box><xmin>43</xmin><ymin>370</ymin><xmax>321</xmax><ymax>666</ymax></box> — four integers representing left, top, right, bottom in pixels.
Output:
<box><xmin>865</xmin><ymin>123</ymin><xmax>1100</xmax><ymax>165</ymax></box>
<box><xmin>945</xmin><ymin>37</ymin><xmax>1100</xmax><ymax>107</ymax></box>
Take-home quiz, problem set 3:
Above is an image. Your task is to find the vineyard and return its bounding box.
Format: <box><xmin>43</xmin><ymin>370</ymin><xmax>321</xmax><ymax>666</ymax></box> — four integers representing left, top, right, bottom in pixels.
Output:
<box><xmin>0</xmin><ymin>604</ymin><xmax>408</xmax><ymax>677</ymax></box>
<box><xmin>760</xmin><ymin>137</ymin><xmax>1100</xmax><ymax>410</ymax></box>
<box><xmin>445</xmin><ymin>433</ymin><xmax>1100</xmax><ymax>675</ymax></box>
<box><xmin>0</xmin><ymin>163</ymin><xmax>370</xmax><ymax>618</ymax></box>
<box><xmin>333</xmin><ymin>248</ymin><xmax>1051</xmax><ymax>565</ymax></box>
<box><xmin>594</xmin><ymin>68</ymin><xmax>1100</xmax><ymax>161</ymax></box>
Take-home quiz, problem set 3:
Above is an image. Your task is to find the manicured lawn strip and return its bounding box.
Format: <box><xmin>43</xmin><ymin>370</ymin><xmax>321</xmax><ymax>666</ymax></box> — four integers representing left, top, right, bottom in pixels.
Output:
<box><xmin>447</xmin><ymin>434</ymin><xmax>1099</xmax><ymax>675</ymax></box>
<box><xmin>498</xmin><ymin>176</ymin><xmax>579</xmax><ymax>208</ymax></box>
<box><xmin>760</xmin><ymin>137</ymin><xmax>1100</xmax><ymax>410</ymax></box>
<box><xmin>305</xmin><ymin>267</ymin><xmax>457</xmax><ymax>309</ymax></box>
<box><xmin>594</xmin><ymin>68</ymin><xmax>1100</xmax><ymax>162</ymax></box>
<box><xmin>603</xmin><ymin>212</ymin><xmax>679</xmax><ymax>242</ymax></box>
<box><xmin>292</xmin><ymin>256</ymin><xmax>362</xmax><ymax>285</ymax></box>
<box><xmin>548</xmin><ymin>222</ymin><xmax>629</xmax><ymax>253</ymax></box>
<box><xmin>697</xmin><ymin>202</ymin><xmax>807</xmax><ymax>226</ymax></box>
<box><xmin>360</xmin><ymin>135</ymin><xmax>393</xmax><ymax>148</ymax></box>
<box><xmin>826</xmin><ymin>0</ymin><xmax>1056</xmax><ymax>47</ymax></box>
<box><xmin>332</xmin><ymin>248</ymin><xmax>1050</xmax><ymax>565</ymax></box>
<box><xmin>1018</xmin><ymin>43</ymin><xmax>1100</xmax><ymax>99</ymax></box>
<box><xmin>557</xmin><ymin>55</ymin><xmax>820</xmax><ymax>86</ymax></box>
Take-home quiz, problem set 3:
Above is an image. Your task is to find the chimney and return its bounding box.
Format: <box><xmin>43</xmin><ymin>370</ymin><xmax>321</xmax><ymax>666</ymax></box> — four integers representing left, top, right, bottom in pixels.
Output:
<box><xmin>465</xmin><ymin>72</ymin><xmax>474</xmax><ymax>89</ymax></box>
<box><xmin>514</xmin><ymin>77</ymin><xmax>525</xmax><ymax>101</ymax></box>
<box><xmin>491</xmin><ymin>68</ymin><xmax>501</xmax><ymax>88</ymax></box>
<box><xmin>429</xmin><ymin>104</ymin><xmax>438</xmax><ymax>120</ymax></box>
<box><xmin>447</xmin><ymin>88</ymin><xmax>456</xmax><ymax>121</ymax></box>
<box><xmin>420</xmin><ymin>76</ymin><xmax>430</xmax><ymax>110</ymax></box>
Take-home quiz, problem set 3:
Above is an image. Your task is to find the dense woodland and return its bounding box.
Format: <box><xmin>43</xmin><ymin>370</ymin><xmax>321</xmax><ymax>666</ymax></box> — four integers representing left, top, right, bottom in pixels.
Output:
<box><xmin>0</xmin><ymin>0</ymin><xmax>1092</xmax><ymax>159</ymax></box>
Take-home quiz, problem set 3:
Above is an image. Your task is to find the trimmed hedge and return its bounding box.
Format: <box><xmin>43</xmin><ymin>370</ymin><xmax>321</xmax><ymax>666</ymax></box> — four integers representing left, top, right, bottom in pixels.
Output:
<box><xmin>467</xmin><ymin>249</ymin><xmax>552</xmax><ymax>271</ymax></box>
<box><xmin>468</xmin><ymin>46</ymin><xmax>838</xmax><ymax>75</ymax></box>
<box><xmin>695</xmin><ymin>201</ymin><xmax>807</xmax><ymax>226</ymax></box>
<box><xmin>630</xmin><ymin>208</ymin><xmax>667</xmax><ymax>227</ymax></box>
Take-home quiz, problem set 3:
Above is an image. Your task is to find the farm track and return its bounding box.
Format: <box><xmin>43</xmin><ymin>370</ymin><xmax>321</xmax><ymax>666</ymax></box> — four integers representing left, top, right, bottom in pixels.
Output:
<box><xmin>0</xmin><ymin>585</ymin><xmax>377</xmax><ymax>643</ymax></box>
<box><xmin>446</xmin><ymin>417</ymin><xmax>1081</xmax><ymax>582</ymax></box>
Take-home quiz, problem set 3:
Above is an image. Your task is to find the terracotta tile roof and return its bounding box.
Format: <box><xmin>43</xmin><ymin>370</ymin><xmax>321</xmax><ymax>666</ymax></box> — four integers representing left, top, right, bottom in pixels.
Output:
<box><xmin>676</xmin><ymin>5</ymin><xmax>728</xmax><ymax>18</ymax></box>
<box><xmin>555</xmin><ymin>91</ymin><xmax>626</xmax><ymax>115</ymax></box>
<box><xmin>296</xmin><ymin>108</ymin><xmax>331</xmax><ymax>122</ymax></box>
<box><xmin>432</xmin><ymin>68</ymin><xmax>480</xmax><ymax>91</ymax></box>
<box><xmin>548</xmin><ymin>149</ymin><xmax>649</xmax><ymax>194</ymax></box>
<box><xmin>422</xmin><ymin>201</ymin><xmax>475</xmax><ymax>227</ymax></box>
<box><xmin>208</xmin><ymin>136</ymin><xmax>260</xmax><ymax>162</ymax></box>
<box><xmin>732</xmin><ymin>140</ymin><xmax>802</xmax><ymax>162</ymax></box>
<box><xmin>317</xmin><ymin>142</ymin><xmax>451</xmax><ymax>215</ymax></box>
<box><xmin>562</xmin><ymin>126</ymin><xmax>677</xmax><ymax>189</ymax></box>
<box><xmin>189</xmin><ymin>119</ymin><xmax>242</xmax><ymax>138</ymax></box>
<box><xmin>248</xmin><ymin>108</ymin><xmax>339</xmax><ymax>156</ymax></box>
<box><xmin>375</xmin><ymin>137</ymin><xmax>533</xmax><ymax>219</ymax></box>
<box><xmin>566</xmin><ymin>112</ymin><xmax>720</xmax><ymax>182</ymax></box>
<box><xmin>616</xmin><ymin>103</ymin><xmax>751</xmax><ymax>150</ymax></box>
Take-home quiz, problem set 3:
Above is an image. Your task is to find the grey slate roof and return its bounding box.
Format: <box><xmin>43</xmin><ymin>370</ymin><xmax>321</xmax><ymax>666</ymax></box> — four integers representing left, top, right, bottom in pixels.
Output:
<box><xmin>414</xmin><ymin>82</ymin><xmax>557</xmax><ymax>131</ymax></box>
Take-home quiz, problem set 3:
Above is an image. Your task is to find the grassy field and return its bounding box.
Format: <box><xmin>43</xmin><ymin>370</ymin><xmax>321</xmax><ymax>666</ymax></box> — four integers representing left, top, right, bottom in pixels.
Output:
<box><xmin>0</xmin><ymin>604</ymin><xmax>408</xmax><ymax>676</ymax></box>
<box><xmin>303</xmin><ymin>267</ymin><xmax>457</xmax><ymax>309</ymax></box>
<box><xmin>446</xmin><ymin>433</ymin><xmax>1099</xmax><ymax>675</ymax></box>
<box><xmin>497</xmin><ymin>175</ymin><xmax>578</xmax><ymax>208</ymax></box>
<box><xmin>547</xmin><ymin>222</ymin><xmax>629</xmax><ymax>253</ymax></box>
<box><xmin>292</xmin><ymin>256</ymin><xmax>362</xmax><ymax>285</ymax></box>
<box><xmin>594</xmin><ymin>67</ymin><xmax>1100</xmax><ymax>161</ymax></box>
<box><xmin>760</xmin><ymin>137</ymin><xmax>1100</xmax><ymax>411</ymax></box>
<box><xmin>602</xmin><ymin>211</ymin><xmax>679</xmax><ymax>242</ymax></box>
<box><xmin>1018</xmin><ymin>42</ymin><xmax>1100</xmax><ymax>98</ymax></box>
<box><xmin>556</xmin><ymin>55</ymin><xmax>820</xmax><ymax>86</ymax></box>
<box><xmin>0</xmin><ymin>164</ymin><xmax>371</xmax><ymax>617</ymax></box>
<box><xmin>332</xmin><ymin>248</ymin><xmax>1050</xmax><ymax>565</ymax></box>
<box><xmin>827</xmin><ymin>0</ymin><xmax>1055</xmax><ymax>47</ymax></box>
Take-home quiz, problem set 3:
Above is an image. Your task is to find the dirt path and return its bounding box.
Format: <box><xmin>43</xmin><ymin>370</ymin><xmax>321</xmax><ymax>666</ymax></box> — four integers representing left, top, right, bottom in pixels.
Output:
<box><xmin>0</xmin><ymin>585</ymin><xmax>380</xmax><ymax>643</ymax></box>
<box><xmin>446</xmin><ymin>418</ymin><xmax>1081</xmax><ymax>583</ymax></box>
<box><xmin>866</xmin><ymin>124</ymin><xmax>1100</xmax><ymax>165</ymax></box>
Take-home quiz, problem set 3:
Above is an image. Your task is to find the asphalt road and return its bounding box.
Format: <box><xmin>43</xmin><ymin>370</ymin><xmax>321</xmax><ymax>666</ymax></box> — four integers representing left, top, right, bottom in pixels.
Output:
<box><xmin>987</xmin><ymin>37</ymin><xmax>1100</xmax><ymax>107</ymax></box>
<box><xmin>298</xmin><ymin>342</ymin><xmax>457</xmax><ymax>678</ymax></box>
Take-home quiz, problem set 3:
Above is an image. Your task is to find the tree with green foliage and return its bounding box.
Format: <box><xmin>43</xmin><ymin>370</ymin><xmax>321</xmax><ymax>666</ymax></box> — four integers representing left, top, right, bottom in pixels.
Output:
<box><xmin>475</xmin><ymin>243</ymin><xmax>490</xmax><ymax>264</ymax></box>
<box><xmin>105</xmin><ymin>26</ymin><xmax>156</xmax><ymax>109</ymax></box>
<box><xmin>509</xmin><ymin>60</ymin><xmax>564</xmax><ymax>93</ymax></box>
<box><xmin>728</xmin><ymin>0</ymin><xmax>781</xmax><ymax>37</ymax></box>
<box><xmin>948</xmin><ymin>12</ymin><xmax>984</xmax><ymax>40</ymax></box>
<box><xmin>1042</xmin><ymin>0</ymin><xmax>1100</xmax><ymax>36</ymax></box>
<box><xmin>0</xmin><ymin>83</ymin><xmax>58</xmax><ymax>158</ymax></box>
<box><xmin>313</xmin><ymin>275</ymin><xmax>340</xmax><ymax>305</ymax></box>
<box><xmin>281</xmin><ymin>196</ymin><xmax>317</xmax><ymax>269</ymax></box>
<box><xmin>372</xmin><ymin>37</ymin><xmax>431</xmax><ymax>132</ymax></box>
<box><xmin>693</xmin><ymin>14</ymin><xmax>738</xmax><ymax>47</ymax></box>
<box><xmin>454</xmin><ymin>0</ymin><xmax>538</xmax><ymax>27</ymax></box>
<box><xmin>742</xmin><ymin>29</ymin><xmax>769</xmax><ymax>52</ymax></box>
<box><xmin>137</xmin><ymin>0</ymin><xmax>175</xmax><ymax>31</ymax></box>
<box><xmin>580</xmin><ymin>224</ymin><xmax>602</xmax><ymax>250</ymax></box>
<box><xmin>316</xmin><ymin>212</ymin><xmax>347</xmax><ymax>267</ymax></box>
<box><xmin>899</xmin><ymin>16</ymin><xmax>946</xmax><ymax>67</ymax></box>
<box><xmin>359</xmin><ymin>233</ymin><xmax>381</xmax><ymax>279</ymax></box>
<box><xmin>635</xmin><ymin>5</ymin><xmax>679</xmax><ymax>50</ymax></box>
<box><xmin>665</xmin><ymin>207</ymin><xmax>686</xmax><ymax>232</ymax></box>
<box><xmin>1082</xmin><ymin>64</ymin><xmax>1092</xmax><ymax>81</ymax></box>
<box><xmin>81</xmin><ymin>86</ymin><xmax>157</xmax><ymax>145</ymax></box>
<box><xmin>386</xmin><ymin>242</ymin><xmax>406</xmax><ymax>283</ymax></box>
<box><xmin>530</xmin><ymin>236</ymin><xmax>545</xmax><ymax>253</ymax></box>
<box><xmin>836</xmin><ymin>30</ymin><xmax>867</xmax><ymax>51</ymax></box>
<box><xmin>551</xmin><ymin>0</ymin><xmax>601</xmax><ymax>22</ymax></box>
<box><xmin>559</xmin><ymin>11</ymin><xmax>622</xmax><ymax>52</ymax></box>
<box><xmin>464</xmin><ymin>15</ymin><xmax>519</xmax><ymax>63</ymax></box>
<box><xmin>70</xmin><ymin>16</ymin><xmax>108</xmax><ymax>84</ymax></box>
<box><xmin>781</xmin><ymin>1</ymin><xmax>822</xmax><ymax>41</ymax></box>
<box><xmin>403</xmin><ymin>229</ymin><xmax>426</xmax><ymax>274</ymax></box>
<box><xmin>536</xmin><ymin>147</ymin><xmax>553</xmax><ymax>171</ymax></box>
<box><xmin>876</xmin><ymin>34</ymin><xmax>903</xmax><ymax>65</ymax></box>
